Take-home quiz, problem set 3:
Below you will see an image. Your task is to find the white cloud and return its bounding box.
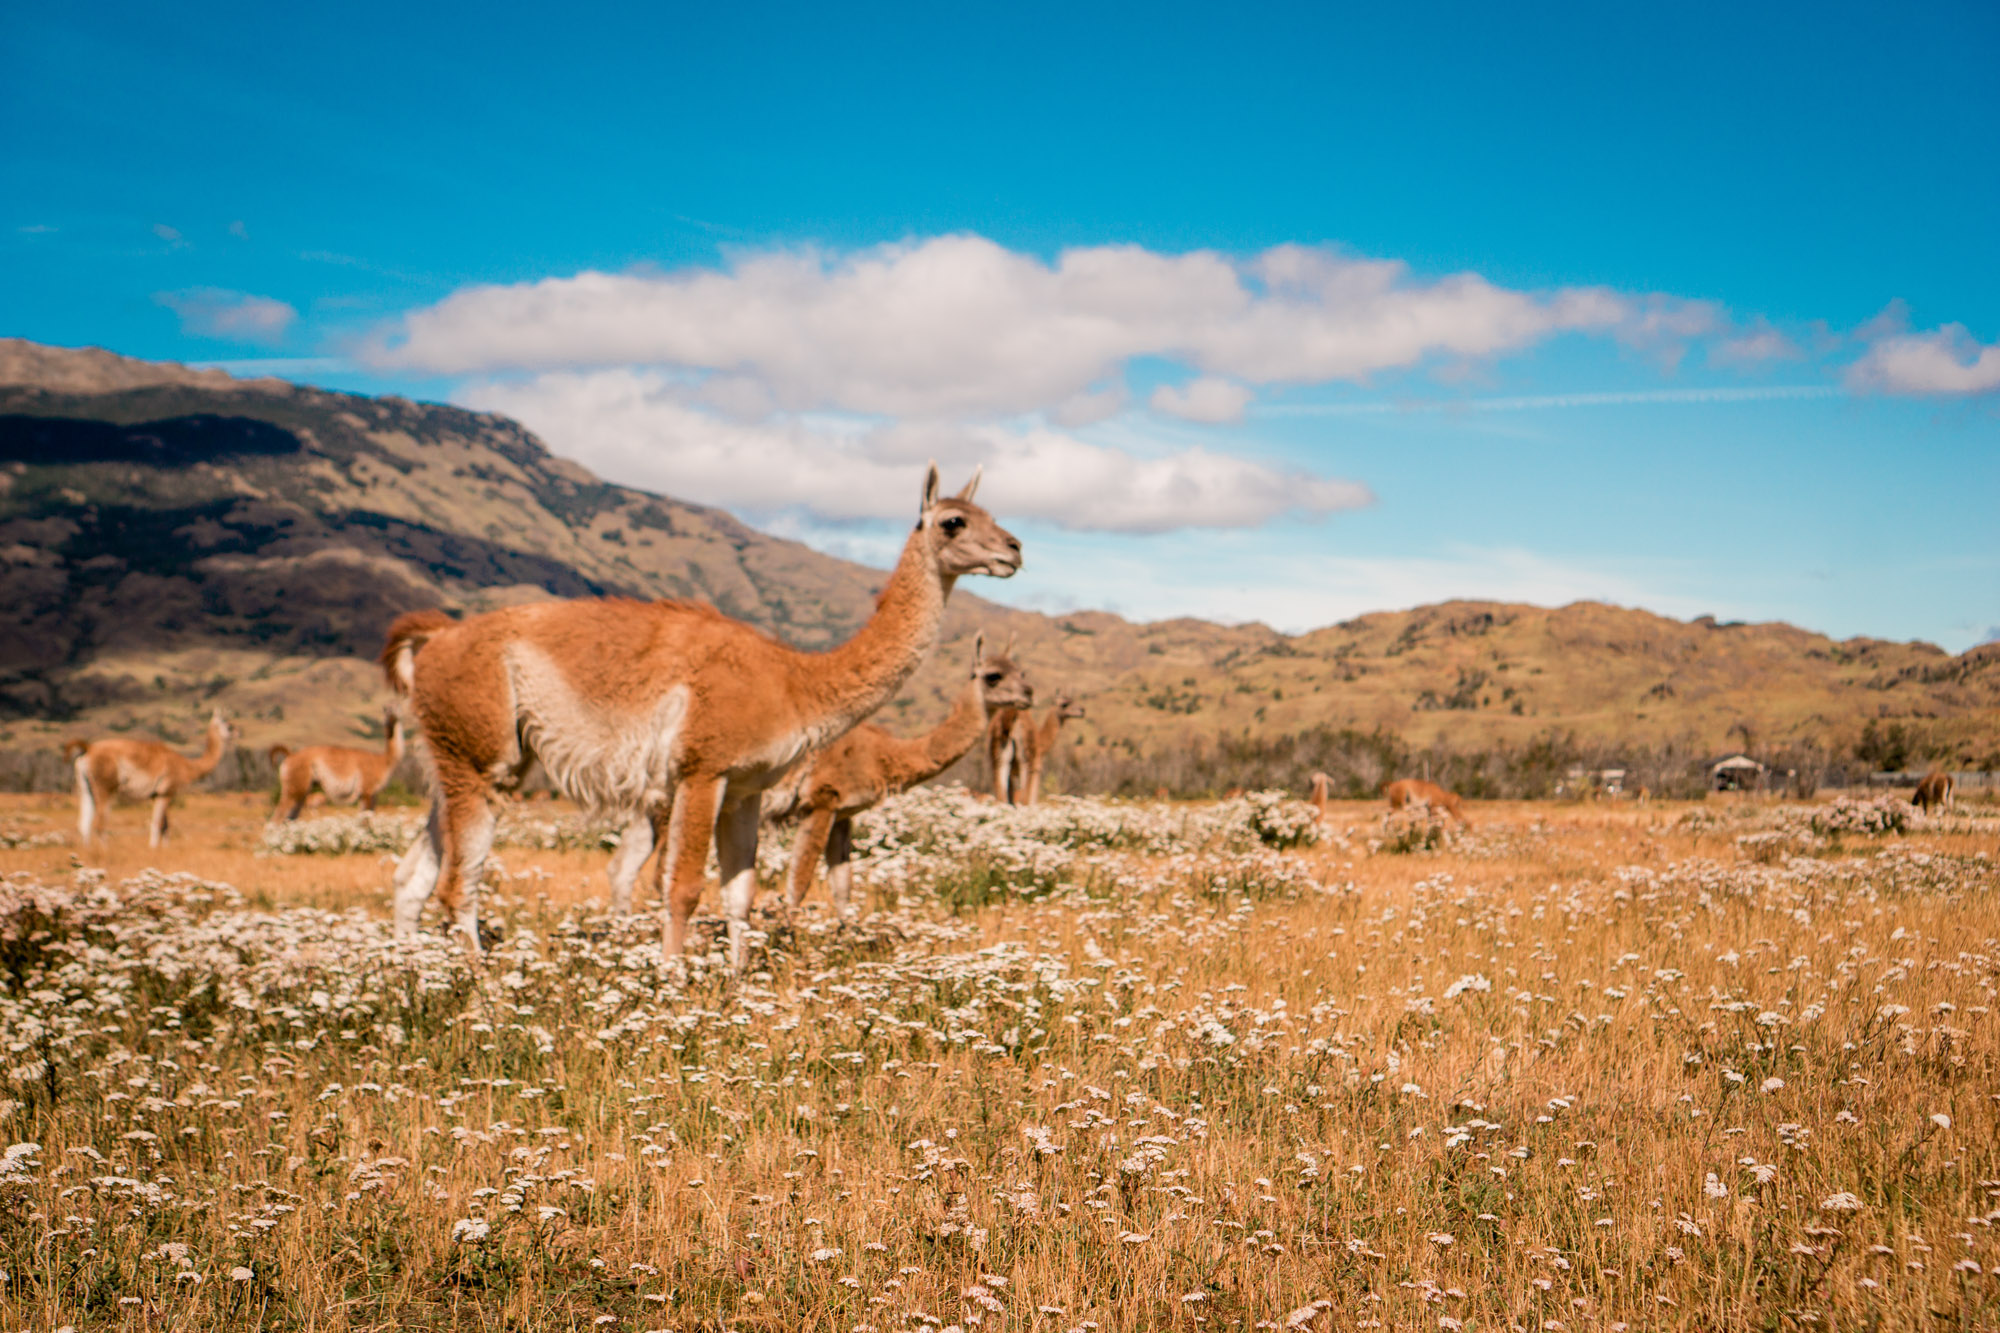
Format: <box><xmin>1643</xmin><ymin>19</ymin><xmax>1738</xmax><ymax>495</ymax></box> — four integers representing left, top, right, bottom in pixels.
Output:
<box><xmin>156</xmin><ymin>288</ymin><xmax>297</xmax><ymax>345</ymax></box>
<box><xmin>1150</xmin><ymin>376</ymin><xmax>1252</xmax><ymax>423</ymax></box>
<box><xmin>371</xmin><ymin>235</ymin><xmax>1651</xmax><ymax>416</ymax></box>
<box><xmin>1846</xmin><ymin>323</ymin><xmax>2000</xmax><ymax>395</ymax></box>
<box><xmin>457</xmin><ymin>368</ymin><xmax>1370</xmax><ymax>534</ymax></box>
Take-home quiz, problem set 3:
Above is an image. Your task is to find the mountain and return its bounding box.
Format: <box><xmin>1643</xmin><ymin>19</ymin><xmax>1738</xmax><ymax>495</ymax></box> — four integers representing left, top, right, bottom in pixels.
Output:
<box><xmin>2</xmin><ymin>340</ymin><xmax>1995</xmax><ymax>785</ymax></box>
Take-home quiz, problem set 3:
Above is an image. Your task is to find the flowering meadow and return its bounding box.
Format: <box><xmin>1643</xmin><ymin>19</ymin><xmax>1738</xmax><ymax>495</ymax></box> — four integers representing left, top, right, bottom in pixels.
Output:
<box><xmin>0</xmin><ymin>789</ymin><xmax>1995</xmax><ymax>1331</ymax></box>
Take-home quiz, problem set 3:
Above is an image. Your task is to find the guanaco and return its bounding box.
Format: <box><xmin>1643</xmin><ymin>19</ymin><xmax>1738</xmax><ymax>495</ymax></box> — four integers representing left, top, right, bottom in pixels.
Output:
<box><xmin>269</xmin><ymin>710</ymin><xmax>407</xmax><ymax>821</ymax></box>
<box><xmin>1913</xmin><ymin>771</ymin><xmax>1955</xmax><ymax>814</ymax></box>
<box><xmin>70</xmin><ymin>710</ymin><xmax>236</xmax><ymax>847</ymax></box>
<box><xmin>1382</xmin><ymin>777</ymin><xmax>1469</xmax><ymax>826</ymax></box>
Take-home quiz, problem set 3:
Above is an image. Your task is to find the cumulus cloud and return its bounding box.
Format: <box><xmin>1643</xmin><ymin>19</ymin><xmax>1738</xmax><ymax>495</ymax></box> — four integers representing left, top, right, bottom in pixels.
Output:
<box><xmin>1846</xmin><ymin>323</ymin><xmax>2000</xmax><ymax>395</ymax></box>
<box><xmin>458</xmin><ymin>369</ymin><xmax>1370</xmax><ymax>533</ymax></box>
<box><xmin>1150</xmin><ymin>376</ymin><xmax>1253</xmax><ymax>423</ymax></box>
<box><xmin>370</xmin><ymin>235</ymin><xmax>1651</xmax><ymax>416</ymax></box>
<box><xmin>156</xmin><ymin>288</ymin><xmax>298</xmax><ymax>345</ymax></box>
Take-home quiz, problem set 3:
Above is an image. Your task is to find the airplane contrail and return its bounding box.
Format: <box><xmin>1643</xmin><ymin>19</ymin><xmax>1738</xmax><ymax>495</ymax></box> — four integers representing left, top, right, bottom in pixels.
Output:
<box><xmin>1261</xmin><ymin>384</ymin><xmax>1841</xmax><ymax>416</ymax></box>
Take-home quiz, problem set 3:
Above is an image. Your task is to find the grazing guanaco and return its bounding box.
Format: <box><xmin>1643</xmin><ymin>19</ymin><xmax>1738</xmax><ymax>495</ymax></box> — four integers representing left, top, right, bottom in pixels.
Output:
<box><xmin>1913</xmin><ymin>771</ymin><xmax>1955</xmax><ymax>814</ymax></box>
<box><xmin>384</xmin><ymin>465</ymin><xmax>1020</xmax><ymax>963</ymax></box>
<box><xmin>762</xmin><ymin>635</ymin><xmax>1032</xmax><ymax>914</ymax></box>
<box><xmin>70</xmin><ymin>710</ymin><xmax>236</xmax><ymax>847</ymax></box>
<box><xmin>1017</xmin><ymin>693</ymin><xmax>1084</xmax><ymax>805</ymax></box>
<box><xmin>1383</xmin><ymin>777</ymin><xmax>1469</xmax><ymax>826</ymax></box>
<box><xmin>269</xmin><ymin>710</ymin><xmax>407</xmax><ymax>821</ymax></box>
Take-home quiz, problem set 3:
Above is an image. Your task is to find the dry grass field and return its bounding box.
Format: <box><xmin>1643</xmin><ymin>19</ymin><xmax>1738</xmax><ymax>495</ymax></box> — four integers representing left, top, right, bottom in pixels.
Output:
<box><xmin>0</xmin><ymin>787</ymin><xmax>1996</xmax><ymax>1332</ymax></box>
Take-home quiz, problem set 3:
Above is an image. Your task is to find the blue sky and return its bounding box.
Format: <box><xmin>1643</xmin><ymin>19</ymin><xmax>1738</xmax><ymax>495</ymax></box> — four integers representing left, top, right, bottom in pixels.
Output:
<box><xmin>5</xmin><ymin>0</ymin><xmax>1997</xmax><ymax>647</ymax></box>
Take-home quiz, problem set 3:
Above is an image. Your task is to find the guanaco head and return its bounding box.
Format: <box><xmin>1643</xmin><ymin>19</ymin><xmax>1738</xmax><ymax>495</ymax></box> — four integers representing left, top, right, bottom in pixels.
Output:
<box><xmin>208</xmin><ymin>709</ymin><xmax>238</xmax><ymax>747</ymax></box>
<box><xmin>1053</xmin><ymin>692</ymin><xmax>1086</xmax><ymax>721</ymax></box>
<box><xmin>970</xmin><ymin>632</ymin><xmax>1034</xmax><ymax>711</ymax></box>
<box><xmin>920</xmin><ymin>464</ymin><xmax>1021</xmax><ymax>579</ymax></box>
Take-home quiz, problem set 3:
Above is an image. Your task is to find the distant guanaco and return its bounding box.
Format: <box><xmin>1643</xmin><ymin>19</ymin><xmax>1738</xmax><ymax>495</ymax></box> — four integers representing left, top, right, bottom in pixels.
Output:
<box><xmin>1913</xmin><ymin>771</ymin><xmax>1955</xmax><ymax>814</ymax></box>
<box><xmin>1309</xmin><ymin>771</ymin><xmax>1333</xmax><ymax>820</ymax></box>
<box><xmin>1383</xmin><ymin>777</ymin><xmax>1469</xmax><ymax>826</ymax></box>
<box><xmin>69</xmin><ymin>710</ymin><xmax>236</xmax><ymax>847</ymax></box>
<box><xmin>982</xmin><ymin>638</ymin><xmax>1027</xmax><ymax>804</ymax></box>
<box><xmin>1017</xmin><ymin>693</ymin><xmax>1085</xmax><ymax>805</ymax></box>
<box><xmin>269</xmin><ymin>711</ymin><xmax>407</xmax><ymax>821</ymax></box>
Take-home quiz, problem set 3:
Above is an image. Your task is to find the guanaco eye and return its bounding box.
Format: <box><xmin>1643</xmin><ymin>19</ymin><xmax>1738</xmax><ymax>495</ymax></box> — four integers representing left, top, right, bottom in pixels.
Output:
<box><xmin>940</xmin><ymin>514</ymin><xmax>966</xmax><ymax>535</ymax></box>
<box><xmin>982</xmin><ymin>672</ymin><xmax>1003</xmax><ymax>685</ymax></box>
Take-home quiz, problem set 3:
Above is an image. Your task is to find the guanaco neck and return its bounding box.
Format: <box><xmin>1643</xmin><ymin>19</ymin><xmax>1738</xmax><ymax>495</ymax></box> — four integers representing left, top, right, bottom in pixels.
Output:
<box><xmin>914</xmin><ymin>678</ymin><xmax>991</xmax><ymax>778</ymax></box>
<box><xmin>1035</xmin><ymin>709</ymin><xmax>1068</xmax><ymax>753</ymax></box>
<box><xmin>796</xmin><ymin>524</ymin><xmax>950</xmax><ymax>737</ymax></box>
<box><xmin>384</xmin><ymin>718</ymin><xmax>405</xmax><ymax>764</ymax></box>
<box><xmin>184</xmin><ymin>720</ymin><xmax>228</xmax><ymax>781</ymax></box>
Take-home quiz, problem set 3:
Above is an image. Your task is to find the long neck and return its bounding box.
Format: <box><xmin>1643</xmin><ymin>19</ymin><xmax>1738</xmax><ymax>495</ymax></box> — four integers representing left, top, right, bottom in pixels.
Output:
<box><xmin>1036</xmin><ymin>711</ymin><xmax>1067</xmax><ymax>751</ymax></box>
<box><xmin>796</xmin><ymin>526</ymin><xmax>950</xmax><ymax>736</ymax></box>
<box><xmin>385</xmin><ymin>720</ymin><xmax>405</xmax><ymax>764</ymax></box>
<box><xmin>912</xmin><ymin>679</ymin><xmax>991</xmax><ymax>779</ymax></box>
<box><xmin>184</xmin><ymin>722</ymin><xmax>227</xmax><ymax>780</ymax></box>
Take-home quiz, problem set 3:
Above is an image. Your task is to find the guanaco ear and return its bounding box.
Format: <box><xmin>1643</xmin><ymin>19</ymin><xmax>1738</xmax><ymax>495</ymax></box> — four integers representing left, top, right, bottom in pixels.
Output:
<box><xmin>1004</xmin><ymin>629</ymin><xmax>1017</xmax><ymax>657</ymax></box>
<box><xmin>956</xmin><ymin>466</ymin><xmax>982</xmax><ymax>502</ymax></box>
<box><xmin>921</xmin><ymin>461</ymin><xmax>941</xmax><ymax>516</ymax></box>
<box><xmin>971</xmin><ymin>632</ymin><xmax>985</xmax><ymax>672</ymax></box>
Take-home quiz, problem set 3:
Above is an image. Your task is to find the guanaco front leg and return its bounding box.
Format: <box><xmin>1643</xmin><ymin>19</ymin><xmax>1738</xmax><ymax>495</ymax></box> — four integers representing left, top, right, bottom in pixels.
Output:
<box><xmin>785</xmin><ymin>807</ymin><xmax>836</xmax><ymax>911</ymax></box>
<box><xmin>149</xmin><ymin>795</ymin><xmax>170</xmax><ymax>848</ymax></box>
<box><xmin>715</xmin><ymin>793</ymin><xmax>761</xmax><ymax>969</ymax></box>
<box><xmin>607</xmin><ymin>811</ymin><xmax>657</xmax><ymax>914</ymax></box>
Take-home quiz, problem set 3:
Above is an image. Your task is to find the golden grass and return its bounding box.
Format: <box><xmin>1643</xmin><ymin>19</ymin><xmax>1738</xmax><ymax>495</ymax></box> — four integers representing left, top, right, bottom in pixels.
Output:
<box><xmin>0</xmin><ymin>791</ymin><xmax>1994</xmax><ymax>1331</ymax></box>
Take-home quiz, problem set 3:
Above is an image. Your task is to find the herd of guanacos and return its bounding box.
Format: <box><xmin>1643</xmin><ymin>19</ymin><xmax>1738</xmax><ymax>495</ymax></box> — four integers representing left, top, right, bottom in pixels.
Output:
<box><xmin>52</xmin><ymin>466</ymin><xmax>1965</xmax><ymax>964</ymax></box>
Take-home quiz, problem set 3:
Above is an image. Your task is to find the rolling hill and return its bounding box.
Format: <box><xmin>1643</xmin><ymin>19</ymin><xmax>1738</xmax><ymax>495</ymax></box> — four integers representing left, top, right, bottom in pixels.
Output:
<box><xmin>3</xmin><ymin>339</ymin><xmax>1995</xmax><ymax>792</ymax></box>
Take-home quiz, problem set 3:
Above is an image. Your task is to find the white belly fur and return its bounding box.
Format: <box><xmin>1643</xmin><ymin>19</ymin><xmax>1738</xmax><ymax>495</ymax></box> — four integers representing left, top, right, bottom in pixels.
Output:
<box><xmin>313</xmin><ymin>761</ymin><xmax>363</xmax><ymax>805</ymax></box>
<box><xmin>504</xmin><ymin>643</ymin><xmax>688</xmax><ymax>816</ymax></box>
